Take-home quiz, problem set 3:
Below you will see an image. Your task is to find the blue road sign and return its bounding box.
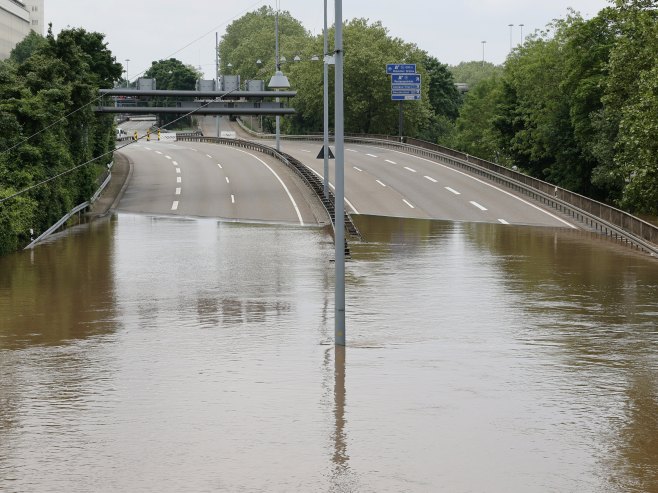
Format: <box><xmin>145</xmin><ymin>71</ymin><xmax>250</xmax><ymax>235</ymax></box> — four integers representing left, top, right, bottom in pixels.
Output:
<box><xmin>391</xmin><ymin>74</ymin><xmax>421</xmax><ymax>84</ymax></box>
<box><xmin>387</xmin><ymin>63</ymin><xmax>417</xmax><ymax>74</ymax></box>
<box><xmin>392</xmin><ymin>94</ymin><xmax>421</xmax><ymax>101</ymax></box>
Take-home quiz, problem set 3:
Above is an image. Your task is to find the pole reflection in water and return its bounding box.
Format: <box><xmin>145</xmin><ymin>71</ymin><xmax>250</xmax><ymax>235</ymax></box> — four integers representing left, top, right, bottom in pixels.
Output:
<box><xmin>0</xmin><ymin>212</ymin><xmax>657</xmax><ymax>491</ymax></box>
<box><xmin>332</xmin><ymin>345</ymin><xmax>348</xmax><ymax>470</ymax></box>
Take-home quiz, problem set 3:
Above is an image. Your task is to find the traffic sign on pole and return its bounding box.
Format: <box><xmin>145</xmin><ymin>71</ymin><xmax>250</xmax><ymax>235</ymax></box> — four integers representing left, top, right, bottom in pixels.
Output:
<box><xmin>386</xmin><ymin>64</ymin><xmax>417</xmax><ymax>74</ymax></box>
<box><xmin>390</xmin><ymin>73</ymin><xmax>421</xmax><ymax>101</ymax></box>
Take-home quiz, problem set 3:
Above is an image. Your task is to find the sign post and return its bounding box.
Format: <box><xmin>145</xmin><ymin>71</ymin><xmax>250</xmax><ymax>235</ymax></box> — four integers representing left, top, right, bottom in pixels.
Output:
<box><xmin>387</xmin><ymin>65</ymin><xmax>421</xmax><ymax>142</ymax></box>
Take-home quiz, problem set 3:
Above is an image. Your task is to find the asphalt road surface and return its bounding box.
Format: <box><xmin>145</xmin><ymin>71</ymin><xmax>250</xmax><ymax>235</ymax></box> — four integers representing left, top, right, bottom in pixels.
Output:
<box><xmin>276</xmin><ymin>139</ymin><xmax>576</xmax><ymax>229</ymax></box>
<box><xmin>114</xmin><ymin>139</ymin><xmax>320</xmax><ymax>226</ymax></box>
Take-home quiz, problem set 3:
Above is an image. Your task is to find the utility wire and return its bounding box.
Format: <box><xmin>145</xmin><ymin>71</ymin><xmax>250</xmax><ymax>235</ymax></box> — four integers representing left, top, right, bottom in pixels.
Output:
<box><xmin>0</xmin><ymin>0</ymin><xmax>266</xmax><ymax>157</ymax></box>
<box><xmin>0</xmin><ymin>89</ymin><xmax>239</xmax><ymax>205</ymax></box>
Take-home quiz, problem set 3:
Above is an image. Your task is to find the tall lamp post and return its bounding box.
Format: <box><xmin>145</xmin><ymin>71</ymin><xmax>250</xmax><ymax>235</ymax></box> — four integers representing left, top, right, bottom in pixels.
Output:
<box><xmin>481</xmin><ymin>41</ymin><xmax>487</xmax><ymax>67</ymax></box>
<box><xmin>268</xmin><ymin>8</ymin><xmax>290</xmax><ymax>152</ymax></box>
<box><xmin>322</xmin><ymin>0</ymin><xmax>330</xmax><ymax>200</ymax></box>
<box><xmin>508</xmin><ymin>24</ymin><xmax>514</xmax><ymax>51</ymax></box>
<box><xmin>334</xmin><ymin>0</ymin><xmax>346</xmax><ymax>346</ymax></box>
<box><xmin>519</xmin><ymin>24</ymin><xmax>525</xmax><ymax>45</ymax></box>
<box><xmin>125</xmin><ymin>58</ymin><xmax>130</xmax><ymax>87</ymax></box>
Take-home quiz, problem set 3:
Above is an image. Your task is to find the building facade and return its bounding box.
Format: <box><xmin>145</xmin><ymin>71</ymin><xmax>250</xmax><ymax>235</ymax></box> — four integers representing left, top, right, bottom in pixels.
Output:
<box><xmin>23</xmin><ymin>0</ymin><xmax>43</xmax><ymax>35</ymax></box>
<box><xmin>0</xmin><ymin>0</ymin><xmax>44</xmax><ymax>60</ymax></box>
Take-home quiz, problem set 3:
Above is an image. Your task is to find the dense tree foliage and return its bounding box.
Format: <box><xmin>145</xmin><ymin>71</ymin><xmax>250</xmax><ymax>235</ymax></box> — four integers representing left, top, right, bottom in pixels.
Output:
<box><xmin>0</xmin><ymin>27</ymin><xmax>122</xmax><ymax>255</ymax></box>
<box><xmin>453</xmin><ymin>2</ymin><xmax>658</xmax><ymax>214</ymax></box>
<box><xmin>449</xmin><ymin>61</ymin><xmax>503</xmax><ymax>88</ymax></box>
<box><xmin>219</xmin><ymin>11</ymin><xmax>461</xmax><ymax>141</ymax></box>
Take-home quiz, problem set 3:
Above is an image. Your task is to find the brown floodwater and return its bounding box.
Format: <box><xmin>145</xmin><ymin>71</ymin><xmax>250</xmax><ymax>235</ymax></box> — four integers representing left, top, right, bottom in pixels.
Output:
<box><xmin>1</xmin><ymin>213</ymin><xmax>657</xmax><ymax>492</ymax></box>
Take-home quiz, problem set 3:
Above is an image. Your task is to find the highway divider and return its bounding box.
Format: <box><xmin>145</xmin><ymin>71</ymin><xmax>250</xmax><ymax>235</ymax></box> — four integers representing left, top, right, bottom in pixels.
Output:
<box><xmin>176</xmin><ymin>135</ymin><xmax>360</xmax><ymax>257</ymax></box>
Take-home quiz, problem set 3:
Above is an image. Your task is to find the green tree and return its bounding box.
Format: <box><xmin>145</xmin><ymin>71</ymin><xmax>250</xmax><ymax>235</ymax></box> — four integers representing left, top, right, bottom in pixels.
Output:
<box><xmin>219</xmin><ymin>6</ymin><xmax>310</xmax><ymax>81</ymax></box>
<box><xmin>453</xmin><ymin>76</ymin><xmax>505</xmax><ymax>162</ymax></box>
<box><xmin>0</xmin><ymin>26</ymin><xmax>122</xmax><ymax>255</ymax></box>
<box><xmin>449</xmin><ymin>61</ymin><xmax>503</xmax><ymax>88</ymax></box>
<box><xmin>144</xmin><ymin>58</ymin><xmax>201</xmax><ymax>90</ymax></box>
<box><xmin>9</xmin><ymin>31</ymin><xmax>48</xmax><ymax>65</ymax></box>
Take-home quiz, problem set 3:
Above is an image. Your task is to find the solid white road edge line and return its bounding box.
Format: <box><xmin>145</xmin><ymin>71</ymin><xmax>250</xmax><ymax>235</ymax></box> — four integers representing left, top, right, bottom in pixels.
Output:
<box><xmin>403</xmin><ymin>199</ymin><xmax>415</xmax><ymax>209</ymax></box>
<box><xmin>379</xmin><ymin>146</ymin><xmax>577</xmax><ymax>229</ymax></box>
<box><xmin>376</xmin><ymin>180</ymin><xmax>386</xmax><ymax>187</ymax></box>
<box><xmin>232</xmin><ymin>148</ymin><xmax>305</xmax><ymax>226</ymax></box>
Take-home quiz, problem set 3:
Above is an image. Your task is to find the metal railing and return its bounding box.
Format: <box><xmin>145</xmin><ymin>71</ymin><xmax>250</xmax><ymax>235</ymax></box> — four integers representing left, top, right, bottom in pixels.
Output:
<box><xmin>176</xmin><ymin>136</ymin><xmax>361</xmax><ymax>254</ymax></box>
<box><xmin>24</xmin><ymin>162</ymin><xmax>114</xmax><ymax>249</ymax></box>
<box><xmin>234</xmin><ymin>120</ymin><xmax>658</xmax><ymax>256</ymax></box>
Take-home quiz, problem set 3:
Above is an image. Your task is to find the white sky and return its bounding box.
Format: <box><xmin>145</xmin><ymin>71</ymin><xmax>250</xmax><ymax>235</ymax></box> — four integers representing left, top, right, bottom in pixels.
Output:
<box><xmin>46</xmin><ymin>0</ymin><xmax>611</xmax><ymax>81</ymax></box>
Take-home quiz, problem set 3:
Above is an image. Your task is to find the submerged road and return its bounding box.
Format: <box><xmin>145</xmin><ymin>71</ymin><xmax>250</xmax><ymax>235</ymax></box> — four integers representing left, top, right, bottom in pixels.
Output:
<box><xmin>115</xmin><ymin>140</ymin><xmax>320</xmax><ymax>226</ymax></box>
<box><xmin>117</xmin><ymin>118</ymin><xmax>574</xmax><ymax>229</ymax></box>
<box><xmin>277</xmin><ymin>139</ymin><xmax>576</xmax><ymax>229</ymax></box>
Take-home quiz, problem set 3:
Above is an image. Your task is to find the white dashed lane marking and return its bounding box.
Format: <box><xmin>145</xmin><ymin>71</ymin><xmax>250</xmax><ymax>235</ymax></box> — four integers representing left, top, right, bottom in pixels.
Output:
<box><xmin>366</xmin><ymin>153</ymin><xmax>378</xmax><ymax>158</ymax></box>
<box><xmin>175</xmin><ymin>188</ymin><xmax>181</xmax><ymax>195</ymax></box>
<box><xmin>385</xmin><ymin>159</ymin><xmax>397</xmax><ymax>165</ymax></box>
<box><xmin>231</xmin><ymin>194</ymin><xmax>235</xmax><ymax>204</ymax></box>
<box><xmin>177</xmin><ymin>177</ymin><xmax>182</xmax><ymax>183</ymax></box>
<box><xmin>217</xmin><ymin>163</ymin><xmax>223</xmax><ymax>169</ymax></box>
<box><xmin>171</xmin><ymin>201</ymin><xmax>179</xmax><ymax>211</ymax></box>
<box><xmin>353</xmin><ymin>166</ymin><xmax>363</xmax><ymax>172</ymax></box>
<box><xmin>424</xmin><ymin>176</ymin><xmax>437</xmax><ymax>183</ymax></box>
<box><xmin>445</xmin><ymin>187</ymin><xmax>461</xmax><ymax>195</ymax></box>
<box><xmin>404</xmin><ymin>167</ymin><xmax>417</xmax><ymax>173</ymax></box>
<box><xmin>498</xmin><ymin>219</ymin><xmax>510</xmax><ymax>225</ymax></box>
<box><xmin>176</xmin><ymin>168</ymin><xmax>181</xmax><ymax>174</ymax></box>
<box><xmin>470</xmin><ymin>201</ymin><xmax>488</xmax><ymax>211</ymax></box>
<box><xmin>225</xmin><ymin>177</ymin><xmax>230</xmax><ymax>184</ymax></box>
<box><xmin>403</xmin><ymin>199</ymin><xmax>415</xmax><ymax>209</ymax></box>
<box><xmin>376</xmin><ymin>180</ymin><xmax>386</xmax><ymax>187</ymax></box>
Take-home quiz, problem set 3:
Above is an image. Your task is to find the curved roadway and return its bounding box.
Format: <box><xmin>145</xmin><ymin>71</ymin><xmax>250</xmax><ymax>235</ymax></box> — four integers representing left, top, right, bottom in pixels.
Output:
<box><xmin>276</xmin><ymin>139</ymin><xmax>576</xmax><ymax>229</ymax></box>
<box><xmin>115</xmin><ymin>139</ymin><xmax>319</xmax><ymax>226</ymax></box>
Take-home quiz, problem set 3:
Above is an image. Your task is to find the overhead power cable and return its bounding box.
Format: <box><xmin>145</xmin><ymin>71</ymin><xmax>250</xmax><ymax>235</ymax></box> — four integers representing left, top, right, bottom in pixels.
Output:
<box><xmin>0</xmin><ymin>0</ymin><xmax>265</xmax><ymax>157</ymax></box>
<box><xmin>0</xmin><ymin>89</ymin><xmax>239</xmax><ymax>205</ymax></box>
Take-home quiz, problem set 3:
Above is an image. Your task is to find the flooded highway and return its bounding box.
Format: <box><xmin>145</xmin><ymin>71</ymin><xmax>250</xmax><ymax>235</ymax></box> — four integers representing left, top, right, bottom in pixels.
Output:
<box><xmin>1</xmin><ymin>214</ymin><xmax>657</xmax><ymax>492</ymax></box>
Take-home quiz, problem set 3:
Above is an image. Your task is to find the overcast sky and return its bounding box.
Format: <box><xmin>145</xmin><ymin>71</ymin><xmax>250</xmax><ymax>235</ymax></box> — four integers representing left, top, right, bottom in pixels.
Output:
<box><xmin>47</xmin><ymin>0</ymin><xmax>611</xmax><ymax>81</ymax></box>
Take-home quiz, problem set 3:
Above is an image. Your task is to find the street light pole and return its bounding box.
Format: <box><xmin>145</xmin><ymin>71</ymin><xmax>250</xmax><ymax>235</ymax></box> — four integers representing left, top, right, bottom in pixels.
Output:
<box><xmin>481</xmin><ymin>41</ymin><xmax>487</xmax><ymax>67</ymax></box>
<box><xmin>276</xmin><ymin>10</ymin><xmax>280</xmax><ymax>151</ymax></box>
<box><xmin>508</xmin><ymin>24</ymin><xmax>514</xmax><ymax>52</ymax></box>
<box><xmin>335</xmin><ymin>0</ymin><xmax>346</xmax><ymax>346</ymax></box>
<box><xmin>519</xmin><ymin>24</ymin><xmax>525</xmax><ymax>45</ymax></box>
<box><xmin>323</xmin><ymin>0</ymin><xmax>330</xmax><ymax>199</ymax></box>
<box><xmin>125</xmin><ymin>59</ymin><xmax>130</xmax><ymax>87</ymax></box>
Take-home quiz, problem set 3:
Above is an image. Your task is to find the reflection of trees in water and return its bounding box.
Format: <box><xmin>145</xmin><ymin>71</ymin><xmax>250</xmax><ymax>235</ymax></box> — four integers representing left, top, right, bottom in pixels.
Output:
<box><xmin>464</xmin><ymin>221</ymin><xmax>658</xmax><ymax>492</ymax></box>
<box><xmin>0</xmin><ymin>219</ymin><xmax>117</xmax><ymax>349</ymax></box>
<box><xmin>610</xmin><ymin>373</ymin><xmax>658</xmax><ymax>492</ymax></box>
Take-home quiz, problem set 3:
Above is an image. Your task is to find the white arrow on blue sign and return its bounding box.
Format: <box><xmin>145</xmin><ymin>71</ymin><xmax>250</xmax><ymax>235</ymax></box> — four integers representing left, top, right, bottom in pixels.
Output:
<box><xmin>391</xmin><ymin>74</ymin><xmax>421</xmax><ymax>84</ymax></box>
<box><xmin>386</xmin><ymin>64</ymin><xmax>417</xmax><ymax>74</ymax></box>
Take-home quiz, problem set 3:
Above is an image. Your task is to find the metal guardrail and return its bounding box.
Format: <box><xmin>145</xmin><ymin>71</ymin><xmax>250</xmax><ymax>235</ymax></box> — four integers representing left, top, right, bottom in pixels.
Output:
<box><xmin>234</xmin><ymin>120</ymin><xmax>658</xmax><ymax>256</ymax></box>
<box><xmin>24</xmin><ymin>162</ymin><xmax>114</xmax><ymax>250</ymax></box>
<box><xmin>176</xmin><ymin>135</ymin><xmax>361</xmax><ymax>255</ymax></box>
